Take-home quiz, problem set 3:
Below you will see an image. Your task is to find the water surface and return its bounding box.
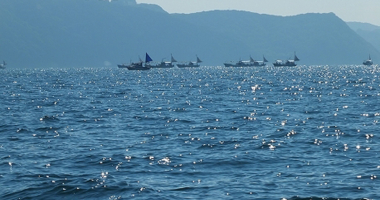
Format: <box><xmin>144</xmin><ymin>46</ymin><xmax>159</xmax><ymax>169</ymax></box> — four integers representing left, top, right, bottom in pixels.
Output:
<box><xmin>1</xmin><ymin>65</ymin><xmax>379</xmax><ymax>199</ymax></box>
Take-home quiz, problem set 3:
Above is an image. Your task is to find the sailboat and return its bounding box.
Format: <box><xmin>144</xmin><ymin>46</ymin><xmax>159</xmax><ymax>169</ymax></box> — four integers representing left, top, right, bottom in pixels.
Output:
<box><xmin>0</xmin><ymin>61</ymin><xmax>6</xmax><ymax>69</ymax></box>
<box><xmin>363</xmin><ymin>54</ymin><xmax>373</xmax><ymax>66</ymax></box>
<box><xmin>117</xmin><ymin>53</ymin><xmax>151</xmax><ymax>70</ymax></box>
<box><xmin>177</xmin><ymin>55</ymin><xmax>202</xmax><ymax>68</ymax></box>
<box><xmin>273</xmin><ymin>52</ymin><xmax>300</xmax><ymax>67</ymax></box>
<box><xmin>224</xmin><ymin>58</ymin><xmax>251</xmax><ymax>67</ymax></box>
<box><xmin>146</xmin><ymin>54</ymin><xmax>177</xmax><ymax>68</ymax></box>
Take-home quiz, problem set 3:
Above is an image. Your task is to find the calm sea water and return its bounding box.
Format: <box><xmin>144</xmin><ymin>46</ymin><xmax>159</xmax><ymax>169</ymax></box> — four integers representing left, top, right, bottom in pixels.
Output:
<box><xmin>1</xmin><ymin>65</ymin><xmax>379</xmax><ymax>200</ymax></box>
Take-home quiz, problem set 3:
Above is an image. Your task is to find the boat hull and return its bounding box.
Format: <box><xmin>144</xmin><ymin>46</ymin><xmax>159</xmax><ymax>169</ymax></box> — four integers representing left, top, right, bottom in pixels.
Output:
<box><xmin>177</xmin><ymin>64</ymin><xmax>200</xmax><ymax>68</ymax></box>
<box><xmin>126</xmin><ymin>66</ymin><xmax>150</xmax><ymax>70</ymax></box>
<box><xmin>224</xmin><ymin>63</ymin><xmax>266</xmax><ymax>67</ymax></box>
<box><xmin>363</xmin><ymin>61</ymin><xmax>373</xmax><ymax>66</ymax></box>
<box><xmin>150</xmin><ymin>66</ymin><xmax>174</xmax><ymax>68</ymax></box>
<box><xmin>146</xmin><ymin>63</ymin><xmax>174</xmax><ymax>68</ymax></box>
<box><xmin>273</xmin><ymin>63</ymin><xmax>297</xmax><ymax>67</ymax></box>
<box><xmin>118</xmin><ymin>63</ymin><xmax>150</xmax><ymax>70</ymax></box>
<box><xmin>117</xmin><ymin>64</ymin><xmax>129</xmax><ymax>68</ymax></box>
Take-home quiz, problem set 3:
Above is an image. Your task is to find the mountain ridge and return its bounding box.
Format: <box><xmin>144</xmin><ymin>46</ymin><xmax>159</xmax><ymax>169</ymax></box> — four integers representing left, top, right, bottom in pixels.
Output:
<box><xmin>0</xmin><ymin>0</ymin><xmax>379</xmax><ymax>68</ymax></box>
<box><xmin>347</xmin><ymin>22</ymin><xmax>380</xmax><ymax>53</ymax></box>
<box><xmin>176</xmin><ymin>11</ymin><xmax>379</xmax><ymax>65</ymax></box>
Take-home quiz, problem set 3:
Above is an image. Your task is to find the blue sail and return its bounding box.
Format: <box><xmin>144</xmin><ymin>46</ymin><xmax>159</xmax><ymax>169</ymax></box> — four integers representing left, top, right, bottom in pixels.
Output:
<box><xmin>145</xmin><ymin>53</ymin><xmax>153</xmax><ymax>63</ymax></box>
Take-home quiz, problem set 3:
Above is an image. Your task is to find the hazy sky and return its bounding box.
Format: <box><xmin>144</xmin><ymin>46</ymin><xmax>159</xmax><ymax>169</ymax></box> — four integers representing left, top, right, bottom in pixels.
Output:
<box><xmin>136</xmin><ymin>0</ymin><xmax>380</xmax><ymax>26</ymax></box>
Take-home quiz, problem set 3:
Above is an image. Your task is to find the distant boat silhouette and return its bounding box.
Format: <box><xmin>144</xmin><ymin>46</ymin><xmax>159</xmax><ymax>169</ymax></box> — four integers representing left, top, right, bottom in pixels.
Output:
<box><xmin>117</xmin><ymin>53</ymin><xmax>151</xmax><ymax>70</ymax></box>
<box><xmin>363</xmin><ymin>54</ymin><xmax>373</xmax><ymax>66</ymax></box>
<box><xmin>224</xmin><ymin>56</ymin><xmax>268</xmax><ymax>67</ymax></box>
<box><xmin>273</xmin><ymin>52</ymin><xmax>299</xmax><ymax>67</ymax></box>
<box><xmin>146</xmin><ymin>54</ymin><xmax>177</xmax><ymax>68</ymax></box>
<box><xmin>0</xmin><ymin>61</ymin><xmax>7</xmax><ymax>69</ymax></box>
<box><xmin>250</xmin><ymin>56</ymin><xmax>268</xmax><ymax>66</ymax></box>
<box><xmin>177</xmin><ymin>55</ymin><xmax>202</xmax><ymax>68</ymax></box>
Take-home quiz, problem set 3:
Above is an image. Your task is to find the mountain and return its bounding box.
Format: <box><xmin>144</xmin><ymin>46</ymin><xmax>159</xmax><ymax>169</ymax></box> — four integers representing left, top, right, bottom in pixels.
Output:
<box><xmin>0</xmin><ymin>0</ymin><xmax>245</xmax><ymax>68</ymax></box>
<box><xmin>175</xmin><ymin>11</ymin><xmax>380</xmax><ymax>65</ymax></box>
<box><xmin>0</xmin><ymin>0</ymin><xmax>379</xmax><ymax>68</ymax></box>
<box><xmin>347</xmin><ymin>22</ymin><xmax>380</xmax><ymax>53</ymax></box>
<box><xmin>347</xmin><ymin>22</ymin><xmax>380</xmax><ymax>32</ymax></box>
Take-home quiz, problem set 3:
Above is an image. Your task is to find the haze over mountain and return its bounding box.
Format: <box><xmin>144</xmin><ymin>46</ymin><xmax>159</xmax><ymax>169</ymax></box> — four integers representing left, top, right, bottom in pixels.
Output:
<box><xmin>347</xmin><ymin>22</ymin><xmax>380</xmax><ymax>53</ymax></box>
<box><xmin>0</xmin><ymin>0</ymin><xmax>379</xmax><ymax>68</ymax></box>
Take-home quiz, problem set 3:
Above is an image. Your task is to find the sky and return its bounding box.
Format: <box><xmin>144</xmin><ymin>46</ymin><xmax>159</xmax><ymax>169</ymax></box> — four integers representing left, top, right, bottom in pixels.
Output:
<box><xmin>136</xmin><ymin>0</ymin><xmax>380</xmax><ymax>26</ymax></box>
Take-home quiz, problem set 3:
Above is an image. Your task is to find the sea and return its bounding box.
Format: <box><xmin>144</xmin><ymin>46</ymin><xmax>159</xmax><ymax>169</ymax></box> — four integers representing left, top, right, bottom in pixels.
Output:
<box><xmin>1</xmin><ymin>65</ymin><xmax>379</xmax><ymax>200</ymax></box>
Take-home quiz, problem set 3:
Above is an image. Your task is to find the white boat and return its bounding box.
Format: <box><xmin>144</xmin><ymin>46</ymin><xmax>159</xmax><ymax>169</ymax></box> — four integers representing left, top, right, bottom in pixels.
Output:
<box><xmin>177</xmin><ymin>55</ymin><xmax>202</xmax><ymax>68</ymax></box>
<box><xmin>273</xmin><ymin>53</ymin><xmax>299</xmax><ymax>67</ymax></box>
<box><xmin>363</xmin><ymin>54</ymin><xmax>373</xmax><ymax>66</ymax></box>
<box><xmin>117</xmin><ymin>53</ymin><xmax>151</xmax><ymax>70</ymax></box>
<box><xmin>146</xmin><ymin>54</ymin><xmax>177</xmax><ymax>68</ymax></box>
<box><xmin>224</xmin><ymin>56</ymin><xmax>268</xmax><ymax>67</ymax></box>
<box><xmin>0</xmin><ymin>61</ymin><xmax>7</xmax><ymax>69</ymax></box>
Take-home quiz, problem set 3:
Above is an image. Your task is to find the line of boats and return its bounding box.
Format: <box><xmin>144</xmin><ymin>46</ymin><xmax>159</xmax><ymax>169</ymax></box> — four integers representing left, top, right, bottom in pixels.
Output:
<box><xmin>224</xmin><ymin>53</ymin><xmax>301</xmax><ymax>67</ymax></box>
<box><xmin>0</xmin><ymin>54</ymin><xmax>374</xmax><ymax>70</ymax></box>
<box><xmin>118</xmin><ymin>53</ymin><xmax>378</xmax><ymax>70</ymax></box>
<box><xmin>118</xmin><ymin>52</ymin><xmax>304</xmax><ymax>70</ymax></box>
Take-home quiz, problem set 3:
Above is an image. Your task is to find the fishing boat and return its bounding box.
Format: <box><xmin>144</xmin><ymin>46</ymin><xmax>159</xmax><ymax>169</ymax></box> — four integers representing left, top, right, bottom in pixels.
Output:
<box><xmin>146</xmin><ymin>54</ymin><xmax>177</xmax><ymax>68</ymax></box>
<box><xmin>224</xmin><ymin>56</ymin><xmax>268</xmax><ymax>67</ymax></box>
<box><xmin>117</xmin><ymin>53</ymin><xmax>151</xmax><ymax>70</ymax></box>
<box><xmin>363</xmin><ymin>54</ymin><xmax>373</xmax><ymax>66</ymax></box>
<box><xmin>273</xmin><ymin>53</ymin><xmax>299</xmax><ymax>67</ymax></box>
<box><xmin>123</xmin><ymin>61</ymin><xmax>149</xmax><ymax>70</ymax></box>
<box><xmin>118</xmin><ymin>56</ymin><xmax>143</xmax><ymax>69</ymax></box>
<box><xmin>0</xmin><ymin>61</ymin><xmax>6</xmax><ymax>69</ymax></box>
<box><xmin>177</xmin><ymin>55</ymin><xmax>202</xmax><ymax>68</ymax></box>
